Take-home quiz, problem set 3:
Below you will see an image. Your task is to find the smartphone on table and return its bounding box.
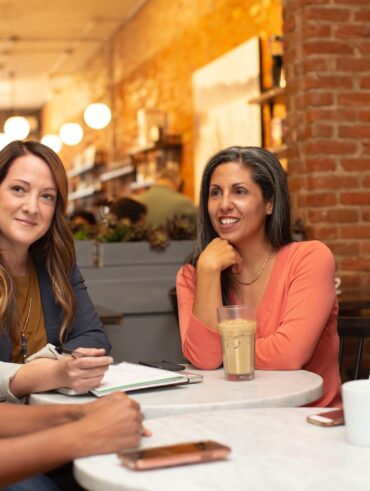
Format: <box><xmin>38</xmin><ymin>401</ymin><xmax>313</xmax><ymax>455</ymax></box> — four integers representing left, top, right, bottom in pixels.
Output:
<box><xmin>118</xmin><ymin>440</ymin><xmax>231</xmax><ymax>470</ymax></box>
<box><xmin>306</xmin><ymin>408</ymin><xmax>344</xmax><ymax>427</ymax></box>
<box><xmin>139</xmin><ymin>360</ymin><xmax>186</xmax><ymax>371</ymax></box>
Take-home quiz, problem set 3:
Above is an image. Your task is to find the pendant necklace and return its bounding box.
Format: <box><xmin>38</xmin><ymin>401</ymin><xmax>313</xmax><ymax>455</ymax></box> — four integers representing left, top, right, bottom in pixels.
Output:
<box><xmin>21</xmin><ymin>296</ymin><xmax>32</xmax><ymax>363</ymax></box>
<box><xmin>233</xmin><ymin>250</ymin><xmax>273</xmax><ymax>286</ymax></box>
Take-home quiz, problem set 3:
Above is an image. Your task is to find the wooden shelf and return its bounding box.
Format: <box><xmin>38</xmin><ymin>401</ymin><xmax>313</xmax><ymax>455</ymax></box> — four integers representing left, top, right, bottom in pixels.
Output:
<box><xmin>128</xmin><ymin>137</ymin><xmax>182</xmax><ymax>156</ymax></box>
<box><xmin>266</xmin><ymin>144</ymin><xmax>288</xmax><ymax>157</ymax></box>
<box><xmin>68</xmin><ymin>185</ymin><xmax>100</xmax><ymax>201</ymax></box>
<box><xmin>67</xmin><ymin>162</ymin><xmax>102</xmax><ymax>178</ymax></box>
<box><xmin>100</xmin><ymin>164</ymin><xmax>135</xmax><ymax>182</ymax></box>
<box><xmin>248</xmin><ymin>86</ymin><xmax>286</xmax><ymax>105</ymax></box>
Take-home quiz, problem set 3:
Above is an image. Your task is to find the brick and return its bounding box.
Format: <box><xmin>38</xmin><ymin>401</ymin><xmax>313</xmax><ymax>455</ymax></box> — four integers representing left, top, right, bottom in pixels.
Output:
<box><xmin>336</xmin><ymin>25</ymin><xmax>370</xmax><ymax>38</ymax></box>
<box><xmin>305</xmin><ymin>192</ymin><xmax>337</xmax><ymax>207</ymax></box>
<box><xmin>361</xmin><ymin>242</ymin><xmax>370</xmax><ymax>254</ymax></box>
<box><xmin>340</xmin><ymin>226</ymin><xmax>370</xmax><ymax>239</ymax></box>
<box><xmin>304</xmin><ymin>75</ymin><xmax>353</xmax><ymax>90</ymax></box>
<box><xmin>342</xmin><ymin>259</ymin><xmax>370</xmax><ymax>271</ymax></box>
<box><xmin>339</xmin><ymin>125</ymin><xmax>370</xmax><ymax>138</ymax></box>
<box><xmin>339</xmin><ymin>274</ymin><xmax>362</xmax><ymax>289</ymax></box>
<box><xmin>303</xmin><ymin>58</ymin><xmax>335</xmax><ymax>73</ymax></box>
<box><xmin>304</xmin><ymin>140</ymin><xmax>357</xmax><ymax>155</ymax></box>
<box><xmin>304</xmin><ymin>7</ymin><xmax>351</xmax><ymax>22</ymax></box>
<box><xmin>358</xmin><ymin>41</ymin><xmax>370</xmax><ymax>55</ymax></box>
<box><xmin>305</xmin><ymin>157</ymin><xmax>337</xmax><ymax>172</ymax></box>
<box><xmin>310</xmin><ymin>124</ymin><xmax>334</xmax><ymax>138</ymax></box>
<box><xmin>310</xmin><ymin>225</ymin><xmax>338</xmax><ymax>240</ymax></box>
<box><xmin>336</xmin><ymin>58</ymin><xmax>370</xmax><ymax>71</ymax></box>
<box><xmin>362</xmin><ymin>175</ymin><xmax>370</xmax><ymax>187</ymax></box>
<box><xmin>306</xmin><ymin>175</ymin><xmax>358</xmax><ymax>190</ymax></box>
<box><xmin>303</xmin><ymin>23</ymin><xmax>332</xmax><ymax>38</ymax></box>
<box><xmin>303</xmin><ymin>41</ymin><xmax>354</xmax><ymax>56</ymax></box>
<box><xmin>359</xmin><ymin>110</ymin><xmax>370</xmax><ymax>122</ymax></box>
<box><xmin>338</xmin><ymin>93</ymin><xmax>370</xmax><ymax>106</ymax></box>
<box><xmin>361</xmin><ymin>142</ymin><xmax>370</xmax><ymax>155</ymax></box>
<box><xmin>360</xmin><ymin>77</ymin><xmax>370</xmax><ymax>89</ymax></box>
<box><xmin>329</xmin><ymin>241</ymin><xmax>360</xmax><ymax>256</ymax></box>
<box><xmin>363</xmin><ymin>209</ymin><xmax>370</xmax><ymax>221</ymax></box>
<box><xmin>306</xmin><ymin>108</ymin><xmax>357</xmax><ymax>122</ymax></box>
<box><xmin>303</xmin><ymin>92</ymin><xmax>334</xmax><ymax>106</ymax></box>
<box><xmin>335</xmin><ymin>0</ymin><xmax>370</xmax><ymax>5</ymax></box>
<box><xmin>354</xmin><ymin>10</ymin><xmax>370</xmax><ymax>22</ymax></box>
<box><xmin>341</xmin><ymin>158</ymin><xmax>370</xmax><ymax>171</ymax></box>
<box><xmin>309</xmin><ymin>208</ymin><xmax>359</xmax><ymax>223</ymax></box>
<box><xmin>340</xmin><ymin>193</ymin><xmax>370</xmax><ymax>205</ymax></box>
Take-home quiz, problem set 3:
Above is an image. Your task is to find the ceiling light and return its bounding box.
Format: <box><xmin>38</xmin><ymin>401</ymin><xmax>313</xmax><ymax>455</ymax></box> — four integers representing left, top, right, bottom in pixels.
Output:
<box><xmin>0</xmin><ymin>133</ymin><xmax>12</xmax><ymax>151</ymax></box>
<box><xmin>59</xmin><ymin>123</ymin><xmax>83</xmax><ymax>146</ymax></box>
<box><xmin>84</xmin><ymin>103</ymin><xmax>112</xmax><ymax>129</ymax></box>
<box><xmin>3</xmin><ymin>116</ymin><xmax>31</xmax><ymax>140</ymax></box>
<box><xmin>41</xmin><ymin>134</ymin><xmax>63</xmax><ymax>153</ymax></box>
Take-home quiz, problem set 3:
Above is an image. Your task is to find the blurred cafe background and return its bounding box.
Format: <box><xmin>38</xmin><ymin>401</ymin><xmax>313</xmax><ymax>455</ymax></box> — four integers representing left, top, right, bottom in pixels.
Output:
<box><xmin>1</xmin><ymin>0</ymin><xmax>370</xmax><ymax>368</ymax></box>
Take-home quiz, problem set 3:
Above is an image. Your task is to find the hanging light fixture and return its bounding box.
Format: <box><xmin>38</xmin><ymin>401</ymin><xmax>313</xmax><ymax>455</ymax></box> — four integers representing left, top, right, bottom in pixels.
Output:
<box><xmin>41</xmin><ymin>134</ymin><xmax>63</xmax><ymax>153</ymax></box>
<box><xmin>59</xmin><ymin>123</ymin><xmax>83</xmax><ymax>146</ymax></box>
<box><xmin>84</xmin><ymin>103</ymin><xmax>112</xmax><ymax>129</ymax></box>
<box><xmin>3</xmin><ymin>72</ymin><xmax>31</xmax><ymax>141</ymax></box>
<box><xmin>4</xmin><ymin>116</ymin><xmax>31</xmax><ymax>140</ymax></box>
<box><xmin>0</xmin><ymin>133</ymin><xmax>12</xmax><ymax>151</ymax></box>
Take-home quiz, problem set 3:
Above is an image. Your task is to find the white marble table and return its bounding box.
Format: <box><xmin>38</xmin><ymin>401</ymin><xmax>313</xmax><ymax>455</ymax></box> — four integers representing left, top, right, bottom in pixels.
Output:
<box><xmin>74</xmin><ymin>408</ymin><xmax>369</xmax><ymax>491</ymax></box>
<box><xmin>29</xmin><ymin>368</ymin><xmax>323</xmax><ymax>418</ymax></box>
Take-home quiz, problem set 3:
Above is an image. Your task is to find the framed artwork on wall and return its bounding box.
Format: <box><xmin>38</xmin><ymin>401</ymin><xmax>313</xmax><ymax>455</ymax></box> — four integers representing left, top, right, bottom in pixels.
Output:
<box><xmin>192</xmin><ymin>37</ymin><xmax>261</xmax><ymax>202</ymax></box>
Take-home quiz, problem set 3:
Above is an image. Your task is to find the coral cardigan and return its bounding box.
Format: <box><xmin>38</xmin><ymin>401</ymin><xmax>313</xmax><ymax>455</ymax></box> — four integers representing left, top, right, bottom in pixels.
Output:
<box><xmin>177</xmin><ymin>240</ymin><xmax>342</xmax><ymax>407</ymax></box>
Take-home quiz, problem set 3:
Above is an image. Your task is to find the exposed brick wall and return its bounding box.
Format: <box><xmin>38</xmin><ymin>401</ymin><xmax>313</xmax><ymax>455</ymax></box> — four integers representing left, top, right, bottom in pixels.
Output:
<box><xmin>43</xmin><ymin>0</ymin><xmax>283</xmax><ymax>200</ymax></box>
<box><xmin>284</xmin><ymin>0</ymin><xmax>370</xmax><ymax>288</ymax></box>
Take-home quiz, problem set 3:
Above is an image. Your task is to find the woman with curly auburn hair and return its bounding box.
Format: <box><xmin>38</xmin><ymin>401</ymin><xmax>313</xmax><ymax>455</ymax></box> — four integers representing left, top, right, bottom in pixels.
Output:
<box><xmin>0</xmin><ymin>140</ymin><xmax>111</xmax><ymax>403</ymax></box>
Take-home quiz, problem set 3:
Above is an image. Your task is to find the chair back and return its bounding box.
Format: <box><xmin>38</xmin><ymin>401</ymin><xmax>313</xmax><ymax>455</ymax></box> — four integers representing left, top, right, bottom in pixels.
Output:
<box><xmin>337</xmin><ymin>316</ymin><xmax>370</xmax><ymax>381</ymax></box>
<box><xmin>168</xmin><ymin>286</ymin><xmax>179</xmax><ymax>326</ymax></box>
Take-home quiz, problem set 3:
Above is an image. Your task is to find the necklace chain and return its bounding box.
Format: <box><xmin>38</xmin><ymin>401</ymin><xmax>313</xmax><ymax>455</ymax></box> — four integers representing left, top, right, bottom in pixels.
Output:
<box><xmin>19</xmin><ymin>259</ymin><xmax>33</xmax><ymax>363</ymax></box>
<box><xmin>233</xmin><ymin>250</ymin><xmax>273</xmax><ymax>286</ymax></box>
<box><xmin>21</xmin><ymin>296</ymin><xmax>32</xmax><ymax>363</ymax></box>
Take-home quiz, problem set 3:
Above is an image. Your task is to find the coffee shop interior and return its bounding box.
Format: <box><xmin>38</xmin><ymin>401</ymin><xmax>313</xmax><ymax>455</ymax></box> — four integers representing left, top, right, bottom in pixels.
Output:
<box><xmin>1</xmin><ymin>0</ymin><xmax>370</xmax><ymax>489</ymax></box>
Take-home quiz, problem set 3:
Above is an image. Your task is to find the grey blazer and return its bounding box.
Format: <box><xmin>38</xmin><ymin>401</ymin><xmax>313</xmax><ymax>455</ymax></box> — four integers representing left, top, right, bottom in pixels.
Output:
<box><xmin>0</xmin><ymin>256</ymin><xmax>111</xmax><ymax>362</ymax></box>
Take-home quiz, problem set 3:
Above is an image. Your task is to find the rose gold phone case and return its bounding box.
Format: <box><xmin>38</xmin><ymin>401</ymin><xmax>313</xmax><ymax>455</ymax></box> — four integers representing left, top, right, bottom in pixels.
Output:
<box><xmin>306</xmin><ymin>408</ymin><xmax>344</xmax><ymax>427</ymax></box>
<box><xmin>118</xmin><ymin>440</ymin><xmax>231</xmax><ymax>470</ymax></box>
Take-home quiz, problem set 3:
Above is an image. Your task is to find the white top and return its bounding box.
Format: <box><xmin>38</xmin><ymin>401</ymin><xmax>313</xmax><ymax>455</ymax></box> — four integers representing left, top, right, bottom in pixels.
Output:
<box><xmin>74</xmin><ymin>408</ymin><xmax>368</xmax><ymax>491</ymax></box>
<box><xmin>29</xmin><ymin>368</ymin><xmax>323</xmax><ymax>418</ymax></box>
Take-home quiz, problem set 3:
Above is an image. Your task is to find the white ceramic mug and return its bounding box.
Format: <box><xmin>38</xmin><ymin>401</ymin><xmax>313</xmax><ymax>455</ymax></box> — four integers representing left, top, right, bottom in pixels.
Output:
<box><xmin>342</xmin><ymin>380</ymin><xmax>370</xmax><ymax>446</ymax></box>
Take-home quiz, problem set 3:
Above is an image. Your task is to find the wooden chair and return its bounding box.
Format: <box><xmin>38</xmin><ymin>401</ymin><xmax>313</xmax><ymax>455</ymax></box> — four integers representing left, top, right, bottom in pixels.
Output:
<box><xmin>337</xmin><ymin>316</ymin><xmax>370</xmax><ymax>380</ymax></box>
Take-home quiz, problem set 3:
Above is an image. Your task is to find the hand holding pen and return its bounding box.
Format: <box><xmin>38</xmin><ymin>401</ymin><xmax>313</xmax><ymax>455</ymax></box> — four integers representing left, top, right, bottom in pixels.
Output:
<box><xmin>56</xmin><ymin>347</ymin><xmax>113</xmax><ymax>393</ymax></box>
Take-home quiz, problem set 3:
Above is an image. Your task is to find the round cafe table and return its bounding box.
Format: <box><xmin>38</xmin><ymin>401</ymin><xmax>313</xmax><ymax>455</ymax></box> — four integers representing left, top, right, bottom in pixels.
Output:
<box><xmin>74</xmin><ymin>408</ymin><xmax>366</xmax><ymax>491</ymax></box>
<box><xmin>29</xmin><ymin>368</ymin><xmax>323</xmax><ymax>418</ymax></box>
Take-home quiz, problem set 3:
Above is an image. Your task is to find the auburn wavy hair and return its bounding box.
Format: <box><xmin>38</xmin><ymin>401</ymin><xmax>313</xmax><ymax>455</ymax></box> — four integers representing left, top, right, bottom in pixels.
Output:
<box><xmin>0</xmin><ymin>140</ymin><xmax>76</xmax><ymax>342</ymax></box>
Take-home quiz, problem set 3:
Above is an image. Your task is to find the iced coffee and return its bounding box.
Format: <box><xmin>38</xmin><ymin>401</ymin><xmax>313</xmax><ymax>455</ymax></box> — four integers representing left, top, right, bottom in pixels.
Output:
<box><xmin>217</xmin><ymin>305</ymin><xmax>256</xmax><ymax>381</ymax></box>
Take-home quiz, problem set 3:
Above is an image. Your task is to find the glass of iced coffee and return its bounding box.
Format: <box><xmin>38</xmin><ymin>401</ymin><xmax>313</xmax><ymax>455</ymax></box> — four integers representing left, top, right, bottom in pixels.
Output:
<box><xmin>217</xmin><ymin>305</ymin><xmax>256</xmax><ymax>381</ymax></box>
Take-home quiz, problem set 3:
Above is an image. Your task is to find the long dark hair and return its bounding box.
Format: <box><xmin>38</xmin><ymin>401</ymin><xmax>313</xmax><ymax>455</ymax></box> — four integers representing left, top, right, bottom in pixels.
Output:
<box><xmin>192</xmin><ymin>146</ymin><xmax>293</xmax><ymax>303</ymax></box>
<box><xmin>0</xmin><ymin>140</ymin><xmax>76</xmax><ymax>342</ymax></box>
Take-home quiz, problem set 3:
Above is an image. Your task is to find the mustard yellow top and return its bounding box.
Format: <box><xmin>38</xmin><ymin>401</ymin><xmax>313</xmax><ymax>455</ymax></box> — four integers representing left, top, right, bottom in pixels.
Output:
<box><xmin>12</xmin><ymin>258</ymin><xmax>47</xmax><ymax>363</ymax></box>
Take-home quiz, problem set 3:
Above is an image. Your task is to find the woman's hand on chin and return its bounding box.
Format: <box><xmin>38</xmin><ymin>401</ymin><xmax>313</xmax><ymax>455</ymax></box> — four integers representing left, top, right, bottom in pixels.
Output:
<box><xmin>198</xmin><ymin>238</ymin><xmax>243</xmax><ymax>274</ymax></box>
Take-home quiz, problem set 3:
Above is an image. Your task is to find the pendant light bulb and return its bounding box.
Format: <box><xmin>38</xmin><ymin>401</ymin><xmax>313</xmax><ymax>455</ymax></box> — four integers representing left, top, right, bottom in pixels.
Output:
<box><xmin>59</xmin><ymin>123</ymin><xmax>83</xmax><ymax>146</ymax></box>
<box><xmin>3</xmin><ymin>116</ymin><xmax>31</xmax><ymax>140</ymax></box>
<box><xmin>84</xmin><ymin>103</ymin><xmax>112</xmax><ymax>130</ymax></box>
<box><xmin>41</xmin><ymin>134</ymin><xmax>63</xmax><ymax>153</ymax></box>
<box><xmin>0</xmin><ymin>132</ymin><xmax>12</xmax><ymax>150</ymax></box>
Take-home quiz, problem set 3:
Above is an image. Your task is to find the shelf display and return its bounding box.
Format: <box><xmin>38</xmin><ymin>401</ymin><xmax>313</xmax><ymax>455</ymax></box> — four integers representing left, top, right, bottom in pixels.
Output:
<box><xmin>248</xmin><ymin>86</ymin><xmax>287</xmax><ymax>170</ymax></box>
<box><xmin>71</xmin><ymin>136</ymin><xmax>183</xmax><ymax>202</ymax></box>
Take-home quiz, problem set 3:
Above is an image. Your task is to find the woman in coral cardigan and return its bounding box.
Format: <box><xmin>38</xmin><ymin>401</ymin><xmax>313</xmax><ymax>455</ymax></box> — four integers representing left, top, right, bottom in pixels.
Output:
<box><xmin>177</xmin><ymin>146</ymin><xmax>341</xmax><ymax>407</ymax></box>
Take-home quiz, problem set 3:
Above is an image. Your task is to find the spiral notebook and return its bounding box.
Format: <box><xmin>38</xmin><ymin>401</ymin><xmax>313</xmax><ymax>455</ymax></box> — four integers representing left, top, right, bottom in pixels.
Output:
<box><xmin>89</xmin><ymin>362</ymin><xmax>189</xmax><ymax>397</ymax></box>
